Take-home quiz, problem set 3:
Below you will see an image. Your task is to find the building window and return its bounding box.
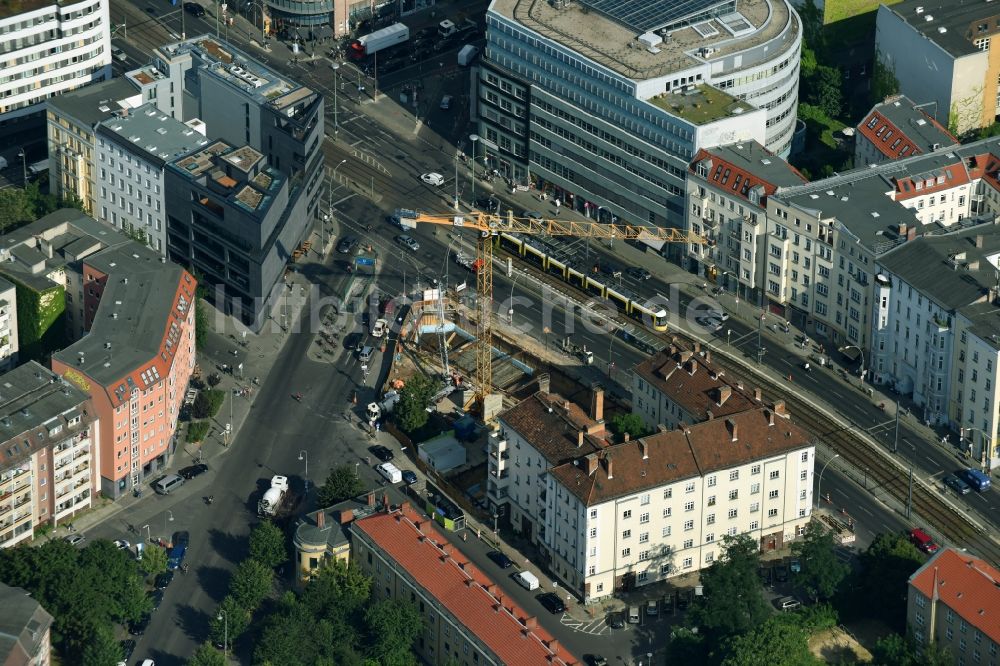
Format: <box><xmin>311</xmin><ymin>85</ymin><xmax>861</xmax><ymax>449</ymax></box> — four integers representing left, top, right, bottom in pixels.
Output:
<box><xmin>683</xmin><ymin>557</ymin><xmax>693</xmax><ymax>568</ymax></box>
<box><xmin>662</xmin><ymin>507</ymin><xmax>672</xmax><ymax>518</ymax></box>
<box><xmin>623</xmin><ymin>510</ymin><xmax>632</xmax><ymax>519</ymax></box>
<box><xmin>663</xmin><ymin>488</ymin><xmax>673</xmax><ymax>499</ymax></box>
<box><xmin>728</xmin><ymin>490</ymin><xmax>738</xmax><ymax>500</ymax></box>
<box><xmin>590</xmin><ymin>509</ymin><xmax>597</xmax><ymax>519</ymax></box>
<box><xmin>684</xmin><ymin>520</ymin><xmax>694</xmax><ymax>531</ymax></box>
<box><xmin>662</xmin><ymin>526</ymin><xmax>672</xmax><ymax>537</ymax></box>
<box><xmin>639</xmin><ymin>532</ymin><xmax>649</xmax><ymax>543</ymax></box>
<box><xmin>706</xmin><ymin>514</ymin><xmax>715</xmax><ymax>525</ymax></box>
<box><xmin>768</xmin><ymin>508</ymin><xmax>778</xmax><ymax>517</ymax></box>
<box><xmin>769</xmin><ymin>470</ymin><xmax>780</xmax><ymax>480</ymax></box>
<box><xmin>707</xmin><ymin>475</ymin><xmax>717</xmax><ymax>487</ymax></box>
<box><xmin>729</xmin><ymin>470</ymin><xmax>739</xmax><ymax>481</ymax></box>
<box><xmin>685</xmin><ymin>501</ymin><xmax>695</xmax><ymax>511</ymax></box>
<box><xmin>588</xmin><ymin>565</ymin><xmax>596</xmax><ymax>575</ymax></box>
<box><xmin>590</xmin><ymin>528</ymin><xmax>597</xmax><ymax>538</ymax></box>
<box><xmin>800</xmin><ymin>451</ymin><xmax>809</xmax><ymax>462</ymax></box>
<box><xmin>685</xmin><ymin>482</ymin><xmax>695</xmax><ymax>493</ymax></box>
<box><xmin>640</xmin><ymin>493</ymin><xmax>650</xmax><ymax>505</ymax></box>
<box><xmin>640</xmin><ymin>512</ymin><xmax>649</xmax><ymax>524</ymax></box>
<box><xmin>706</xmin><ymin>533</ymin><xmax>715</xmax><ymax>543</ymax></box>
<box><xmin>749</xmin><ymin>520</ymin><xmax>759</xmax><ymax>530</ymax></box>
<box><xmin>751</xmin><ymin>464</ymin><xmax>761</xmax><ymax>475</ymax></box>
<box><xmin>622</xmin><ymin>548</ymin><xmax>631</xmax><ymax>558</ymax></box>
<box><xmin>728</xmin><ymin>509</ymin><xmax>738</xmax><ymax>519</ymax></box>
<box><xmin>639</xmin><ymin>550</ymin><xmax>650</xmax><ymax>561</ymax></box>
<box><xmin>750</xmin><ymin>502</ymin><xmax>759</xmax><ymax>513</ymax></box>
<box><xmin>622</xmin><ymin>530</ymin><xmax>632</xmax><ymax>539</ymax></box>
<box><xmin>751</xmin><ymin>483</ymin><xmax>760</xmax><ymax>494</ymax></box>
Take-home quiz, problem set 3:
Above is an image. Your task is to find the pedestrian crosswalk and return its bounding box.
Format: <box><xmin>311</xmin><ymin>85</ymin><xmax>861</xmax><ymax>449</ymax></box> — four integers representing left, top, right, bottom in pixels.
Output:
<box><xmin>560</xmin><ymin>613</ymin><xmax>611</xmax><ymax>636</ymax></box>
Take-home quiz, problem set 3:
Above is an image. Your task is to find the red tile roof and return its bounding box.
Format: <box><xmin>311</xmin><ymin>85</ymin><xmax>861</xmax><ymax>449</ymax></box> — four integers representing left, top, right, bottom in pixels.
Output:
<box><xmin>498</xmin><ymin>392</ymin><xmax>608</xmax><ymax>465</ymax></box>
<box><xmin>910</xmin><ymin>548</ymin><xmax>1000</xmax><ymax>644</ymax></box>
<box><xmin>891</xmin><ymin>162</ymin><xmax>970</xmax><ymax>201</ymax></box>
<box><xmin>858</xmin><ymin>103</ymin><xmax>956</xmax><ymax>161</ymax></box>
<box><xmin>689</xmin><ymin>143</ymin><xmax>806</xmax><ymax>205</ymax></box>
<box><xmin>634</xmin><ymin>344</ymin><xmax>759</xmax><ymax>421</ymax></box>
<box><xmin>353</xmin><ymin>504</ymin><xmax>579</xmax><ymax>665</ymax></box>
<box><xmin>550</xmin><ymin>405</ymin><xmax>811</xmax><ymax>505</ymax></box>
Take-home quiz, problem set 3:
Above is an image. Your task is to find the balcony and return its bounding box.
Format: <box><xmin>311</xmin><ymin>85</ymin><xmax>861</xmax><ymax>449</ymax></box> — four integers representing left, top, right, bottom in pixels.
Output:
<box><xmin>490</xmin><ymin>469</ymin><xmax>509</xmax><ymax>480</ymax></box>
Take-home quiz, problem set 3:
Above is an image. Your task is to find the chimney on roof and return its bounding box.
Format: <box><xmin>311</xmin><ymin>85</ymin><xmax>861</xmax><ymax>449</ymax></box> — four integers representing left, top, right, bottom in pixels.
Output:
<box><xmin>590</xmin><ymin>384</ymin><xmax>604</xmax><ymax>422</ymax></box>
<box><xmin>577</xmin><ymin>429</ymin><xmax>585</xmax><ymax>448</ymax></box>
<box><xmin>705</xmin><ymin>350</ymin><xmax>711</xmax><ymax>364</ymax></box>
<box><xmin>545</xmin><ymin>638</ymin><xmax>560</xmax><ymax>653</ymax></box>
<box><xmin>680</xmin><ymin>351</ymin><xmax>693</xmax><ymax>363</ymax></box>
<box><xmin>706</xmin><ymin>410</ymin><xmax>714</xmax><ymax>420</ymax></box>
<box><xmin>605</xmin><ymin>455</ymin><xmax>614</xmax><ymax>480</ymax></box>
<box><xmin>754</xmin><ymin>387</ymin><xmax>762</xmax><ymax>402</ymax></box>
<box><xmin>773</xmin><ymin>400</ymin><xmax>787</xmax><ymax>416</ymax></box>
<box><xmin>693</xmin><ymin>342</ymin><xmax>701</xmax><ymax>354</ymax></box>
<box><xmin>908</xmin><ymin>226</ymin><xmax>917</xmax><ymax>241</ymax></box>
<box><xmin>524</xmin><ymin>617</ymin><xmax>538</xmax><ymax>630</ymax></box>
<box><xmin>686</xmin><ymin>360</ymin><xmax>697</xmax><ymax>375</ymax></box>
<box><xmin>976</xmin><ymin>234</ymin><xmax>984</xmax><ymax>249</ymax></box>
<box><xmin>766</xmin><ymin>409</ymin><xmax>775</xmax><ymax>426</ymax></box>
<box><xmin>316</xmin><ymin>511</ymin><xmax>326</xmax><ymax>529</ymax></box>
<box><xmin>726</xmin><ymin>418</ymin><xmax>738</xmax><ymax>441</ymax></box>
<box><xmin>586</xmin><ymin>453</ymin><xmax>599</xmax><ymax>475</ymax></box>
<box><xmin>639</xmin><ymin>440</ymin><xmax>648</xmax><ymax>459</ymax></box>
<box><xmin>657</xmin><ymin>423</ymin><xmax>669</xmax><ymax>433</ymax></box>
<box><xmin>898</xmin><ymin>222</ymin><xmax>907</xmax><ymax>238</ymax></box>
<box><xmin>537</xmin><ymin>373</ymin><xmax>550</xmax><ymax>394</ymax></box>
<box><xmin>718</xmin><ymin>385</ymin><xmax>732</xmax><ymax>406</ymax></box>
<box><xmin>382</xmin><ymin>492</ymin><xmax>390</xmax><ymax>510</ymax></box>
<box><xmin>338</xmin><ymin>509</ymin><xmax>353</xmax><ymax>525</ymax></box>
<box><xmin>367</xmin><ymin>491</ymin><xmax>376</xmax><ymax>507</ymax></box>
<box><xmin>624</xmin><ymin>432</ymin><xmax>630</xmax><ymax>442</ymax></box>
<box><xmin>441</xmin><ymin>543</ymin><xmax>454</xmax><ymax>557</ymax></box>
<box><xmin>668</xmin><ymin>344</ymin><xmax>678</xmax><ymax>357</ymax></box>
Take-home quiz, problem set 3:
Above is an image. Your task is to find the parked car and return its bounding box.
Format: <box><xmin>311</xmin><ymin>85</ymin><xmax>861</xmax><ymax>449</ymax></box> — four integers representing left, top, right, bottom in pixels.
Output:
<box><xmin>537</xmin><ymin>592</ymin><xmax>566</xmax><ymax>614</ymax></box>
<box><xmin>421</xmin><ymin>172</ymin><xmax>445</xmax><ymax>186</ymax></box>
<box><xmin>119</xmin><ymin>639</ymin><xmax>136</xmax><ymax>665</ymax></box>
<box><xmin>64</xmin><ymin>534</ymin><xmax>84</xmax><ymax>546</ymax></box>
<box><xmin>776</xmin><ymin>596</ymin><xmax>801</xmax><ymax>612</ymax></box>
<box><xmin>371</xmin><ymin>445</ymin><xmax>394</xmax><ymax>462</ymax></box>
<box><xmin>178</xmin><ymin>463</ymin><xmax>208</xmax><ymax>479</ymax></box>
<box><xmin>111</xmin><ymin>46</ymin><xmax>128</xmax><ymax>62</ymax></box>
<box><xmin>173</xmin><ymin>531</ymin><xmax>190</xmax><ymax>548</ymax></box>
<box><xmin>910</xmin><ymin>527</ymin><xmax>940</xmax><ymax>554</ymax></box>
<box><xmin>627</xmin><ymin>266</ymin><xmax>652</xmax><ymax>280</ymax></box>
<box><xmin>371</xmin><ymin>318</ymin><xmax>388</xmax><ymax>338</ymax></box>
<box><xmin>695</xmin><ymin>315</ymin><xmax>724</xmax><ymax>331</ymax></box>
<box><xmin>183</xmin><ymin>2</ymin><xmax>205</xmax><ymax>15</ymax></box>
<box><xmin>167</xmin><ymin>545</ymin><xmax>187</xmax><ymax>570</ymax></box>
<box><xmin>113</xmin><ymin>539</ymin><xmax>131</xmax><ymax>551</ymax></box>
<box><xmin>439</xmin><ymin>95</ymin><xmax>452</xmax><ymax>110</ymax></box>
<box><xmin>606</xmin><ymin>611</ymin><xmax>626</xmax><ymax>629</ymax></box>
<box><xmin>336</xmin><ymin>236</ymin><xmax>359</xmax><ymax>254</ymax></box>
<box><xmin>486</xmin><ymin>550</ymin><xmax>513</xmax><ymax>568</ymax></box>
<box><xmin>646</xmin><ymin>599</ymin><xmax>658</xmax><ymax>616</ymax></box>
<box><xmin>128</xmin><ymin>613</ymin><xmax>152</xmax><ymax>636</ymax></box>
<box><xmin>401</xmin><ymin>470</ymin><xmax>418</xmax><ymax>485</ymax></box>
<box><xmin>395</xmin><ymin>234</ymin><xmax>420</xmax><ymax>252</ymax></box>
<box><xmin>154</xmin><ymin>571</ymin><xmax>175</xmax><ymax>590</ymax></box>
<box><xmin>943</xmin><ymin>474</ymin><xmax>972</xmax><ymax>496</ymax></box>
<box><xmin>475</xmin><ymin>197</ymin><xmax>499</xmax><ymax>212</ymax></box>
<box><xmin>522</xmin><ymin>210</ymin><xmax>543</xmax><ymax>220</ymax></box>
<box><xmin>599</xmin><ymin>263</ymin><xmax>623</xmax><ymax>278</ymax></box>
<box><xmin>148</xmin><ymin>589</ymin><xmax>164</xmax><ymax>612</ymax></box>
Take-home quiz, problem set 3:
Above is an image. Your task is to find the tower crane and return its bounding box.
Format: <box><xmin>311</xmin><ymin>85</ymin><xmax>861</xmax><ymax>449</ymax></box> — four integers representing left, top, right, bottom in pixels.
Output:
<box><xmin>405</xmin><ymin>210</ymin><xmax>706</xmax><ymax>414</ymax></box>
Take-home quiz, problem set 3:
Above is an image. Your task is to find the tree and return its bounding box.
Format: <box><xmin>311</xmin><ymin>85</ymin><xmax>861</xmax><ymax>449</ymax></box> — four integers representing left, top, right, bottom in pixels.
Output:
<box><xmin>395</xmin><ymin>373</ymin><xmax>435</xmax><ymax>433</ymax></box>
<box><xmin>300</xmin><ymin>560</ymin><xmax>372</xmax><ymax>619</ymax></box>
<box><xmin>195</xmin><ymin>300</ymin><xmax>208</xmax><ymax>348</ymax></box>
<box><xmin>804</xmin><ymin>64</ymin><xmax>843</xmax><ymax>118</ymax></box>
<box><xmin>189</xmin><ymin>642</ymin><xmax>227</xmax><ymax>666</ymax></box>
<box><xmin>78</xmin><ymin>540</ymin><xmax>150</xmax><ymax>624</ymax></box>
<box><xmin>316</xmin><ymin>465</ymin><xmax>365</xmax><ymax>507</ymax></box>
<box><xmin>142</xmin><ymin>544</ymin><xmax>169</xmax><ymax>576</ymax></box>
<box><xmin>229</xmin><ymin>558</ymin><xmax>273</xmax><ymax>610</ymax></box>
<box><xmin>254</xmin><ymin>594</ymin><xmax>362</xmax><ymax>665</ymax></box>
<box><xmin>687</xmin><ymin>534</ymin><xmax>769</xmax><ymax>642</ymax></box>
<box><xmin>872</xmin><ymin>633</ymin><xmax>917</xmax><ymax>666</ymax></box>
<box><xmin>852</xmin><ymin>532</ymin><xmax>925</xmax><ymax>630</ymax></box>
<box><xmin>665</xmin><ymin>627</ymin><xmax>708</xmax><ymax>663</ymax></box>
<box><xmin>609</xmin><ymin>413</ymin><xmax>648</xmax><ymax>440</ymax></box>
<box><xmin>792</xmin><ymin>521</ymin><xmax>848</xmax><ymax>601</ymax></box>
<box><xmin>721</xmin><ymin>616</ymin><xmax>818</xmax><ymax>666</ymax></box>
<box><xmin>249</xmin><ymin>521</ymin><xmax>288</xmax><ymax>570</ymax></box>
<box><xmin>210</xmin><ymin>596</ymin><xmax>251</xmax><ymax>651</ymax></box>
<box><xmin>0</xmin><ymin>188</ymin><xmax>33</xmax><ymax>232</ymax></box>
<box><xmin>80</xmin><ymin>623</ymin><xmax>122</xmax><ymax>666</ymax></box>
<box><xmin>193</xmin><ymin>389</ymin><xmax>225</xmax><ymax>419</ymax></box>
<box><xmin>363</xmin><ymin>598</ymin><xmax>424</xmax><ymax>665</ymax></box>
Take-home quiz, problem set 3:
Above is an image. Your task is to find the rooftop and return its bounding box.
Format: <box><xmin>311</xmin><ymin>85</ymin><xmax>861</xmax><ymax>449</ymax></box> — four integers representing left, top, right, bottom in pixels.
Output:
<box><xmin>0</xmin><ymin>0</ymin><xmax>56</xmax><ymax>20</ymax></box>
<box><xmin>909</xmin><ymin>548</ymin><xmax>1000</xmax><ymax>645</ymax></box>
<box><xmin>97</xmin><ymin>103</ymin><xmax>210</xmax><ymax>167</ymax></box>
<box><xmin>294</xmin><ymin>496</ymin><xmax>382</xmax><ymax>550</ymax></box>
<box><xmin>960</xmin><ymin>301</ymin><xmax>1000</xmax><ymax>352</ymax></box>
<box><xmin>353</xmin><ymin>503</ymin><xmax>577</xmax><ymax>665</ymax></box>
<box><xmin>489</xmin><ymin>0</ymin><xmax>795</xmax><ymax>82</ymax></box>
<box><xmin>0</xmin><ymin>361</ymin><xmax>93</xmax><ymax>470</ymax></box>
<box><xmin>691</xmin><ymin>140</ymin><xmax>806</xmax><ymax>202</ymax></box>
<box><xmin>46</xmin><ymin>77</ymin><xmax>141</xmax><ymax>128</ymax></box>
<box><xmin>649</xmin><ymin>84</ymin><xmax>754</xmax><ymax>125</ymax></box>
<box><xmin>634</xmin><ymin>343</ymin><xmax>760</xmax><ymax>421</ymax></box>
<box><xmin>169</xmin><ymin>140</ymin><xmax>279</xmax><ymax>213</ymax></box>
<box><xmin>498</xmin><ymin>391</ymin><xmax>609</xmax><ymax>466</ymax></box>
<box><xmin>857</xmin><ymin>95</ymin><xmax>957</xmax><ymax>160</ymax></box>
<box><xmin>0</xmin><ymin>583</ymin><xmax>53</xmax><ymax>664</ymax></box>
<box><xmin>880</xmin><ymin>0</ymin><xmax>1000</xmax><ymax>59</ymax></box>
<box><xmin>877</xmin><ymin>222</ymin><xmax>1000</xmax><ymax>312</ymax></box>
<box><xmin>551</xmin><ymin>404</ymin><xmax>810</xmax><ymax>505</ymax></box>
<box><xmin>53</xmin><ymin>243</ymin><xmax>196</xmax><ymax>394</ymax></box>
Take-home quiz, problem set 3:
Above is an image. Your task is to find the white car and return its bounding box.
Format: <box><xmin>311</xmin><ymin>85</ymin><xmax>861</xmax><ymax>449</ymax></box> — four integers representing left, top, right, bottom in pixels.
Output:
<box><xmin>113</xmin><ymin>539</ymin><xmax>131</xmax><ymax>551</ymax></box>
<box><xmin>395</xmin><ymin>235</ymin><xmax>420</xmax><ymax>251</ymax></box>
<box><xmin>371</xmin><ymin>318</ymin><xmax>388</xmax><ymax>338</ymax></box>
<box><xmin>421</xmin><ymin>172</ymin><xmax>445</xmax><ymax>186</ymax></box>
<box><xmin>111</xmin><ymin>46</ymin><xmax>128</xmax><ymax>62</ymax></box>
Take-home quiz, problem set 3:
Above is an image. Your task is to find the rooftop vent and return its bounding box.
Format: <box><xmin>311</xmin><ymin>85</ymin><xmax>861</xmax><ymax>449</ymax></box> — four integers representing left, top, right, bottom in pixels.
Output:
<box><xmin>638</xmin><ymin>32</ymin><xmax>663</xmax><ymax>53</ymax></box>
<box><xmin>938</xmin><ymin>26</ymin><xmax>947</xmax><ymax>33</ymax></box>
<box><xmin>924</xmin><ymin>14</ymin><xmax>933</xmax><ymax>21</ymax></box>
<box><xmin>915</xmin><ymin>5</ymin><xmax>923</xmax><ymax>12</ymax></box>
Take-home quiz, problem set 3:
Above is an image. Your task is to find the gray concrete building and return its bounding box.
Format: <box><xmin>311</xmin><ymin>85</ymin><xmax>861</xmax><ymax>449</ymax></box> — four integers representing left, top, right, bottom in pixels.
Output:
<box><xmin>95</xmin><ymin>103</ymin><xmax>209</xmax><ymax>255</ymax></box>
<box><xmin>477</xmin><ymin>0</ymin><xmax>801</xmax><ymax>240</ymax></box>
<box><xmin>0</xmin><ymin>583</ymin><xmax>53</xmax><ymax>665</ymax></box>
<box><xmin>855</xmin><ymin>95</ymin><xmax>958</xmax><ymax>166</ymax></box>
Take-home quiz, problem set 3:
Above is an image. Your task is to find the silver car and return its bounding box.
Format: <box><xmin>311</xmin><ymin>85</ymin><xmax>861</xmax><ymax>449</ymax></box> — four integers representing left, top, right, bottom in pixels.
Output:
<box><xmin>395</xmin><ymin>235</ymin><xmax>420</xmax><ymax>252</ymax></box>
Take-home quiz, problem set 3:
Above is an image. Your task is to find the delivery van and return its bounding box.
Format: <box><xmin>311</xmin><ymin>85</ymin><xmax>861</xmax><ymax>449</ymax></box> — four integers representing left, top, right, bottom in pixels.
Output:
<box><xmin>515</xmin><ymin>570</ymin><xmax>539</xmax><ymax>590</ymax></box>
<box><xmin>376</xmin><ymin>462</ymin><xmax>402</xmax><ymax>484</ymax></box>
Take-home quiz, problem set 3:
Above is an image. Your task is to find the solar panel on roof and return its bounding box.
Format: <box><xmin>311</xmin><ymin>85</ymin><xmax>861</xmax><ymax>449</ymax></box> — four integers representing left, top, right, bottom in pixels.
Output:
<box><xmin>581</xmin><ymin>0</ymin><xmax>730</xmax><ymax>33</ymax></box>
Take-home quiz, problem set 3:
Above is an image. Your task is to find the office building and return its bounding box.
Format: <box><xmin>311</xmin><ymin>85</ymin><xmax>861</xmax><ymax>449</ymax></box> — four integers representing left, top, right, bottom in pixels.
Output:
<box><xmin>0</xmin><ymin>0</ymin><xmax>111</xmax><ymax>129</ymax></box>
<box><xmin>477</xmin><ymin>0</ymin><xmax>801</xmax><ymax>235</ymax></box>
<box><xmin>0</xmin><ymin>278</ymin><xmax>19</xmax><ymax>372</ymax></box>
<box><xmin>46</xmin><ymin>78</ymin><xmax>143</xmax><ymax>215</ymax></box>
<box><xmin>876</xmin><ymin>0</ymin><xmax>1000</xmax><ymax>135</ymax></box>
<box><xmin>908</xmin><ymin>548</ymin><xmax>1000</xmax><ymax>662</ymax></box>
<box><xmin>855</xmin><ymin>95</ymin><xmax>957</xmax><ymax>167</ymax></box>
<box><xmin>495</xmin><ymin>386</ymin><xmax>814</xmax><ymax>601</ymax></box>
<box><xmin>871</xmin><ymin>224</ymin><xmax>1000</xmax><ymax>468</ymax></box>
<box><xmin>0</xmin><ymin>583</ymin><xmax>53</xmax><ymax>665</ymax></box>
<box><xmin>684</xmin><ymin>140</ymin><xmax>806</xmax><ymax>295</ymax></box>
<box><xmin>51</xmin><ymin>242</ymin><xmax>197</xmax><ymax>497</ymax></box>
<box><xmin>632</xmin><ymin>343</ymin><xmax>761</xmax><ymax>432</ymax></box>
<box><xmin>95</xmin><ymin>103</ymin><xmax>209</xmax><ymax>255</ymax></box>
<box><xmin>0</xmin><ymin>361</ymin><xmax>98</xmax><ymax>549</ymax></box>
<box><xmin>129</xmin><ymin>36</ymin><xmax>324</xmax><ymax>326</ymax></box>
<box><xmin>351</xmin><ymin>502</ymin><xmax>578</xmax><ymax>665</ymax></box>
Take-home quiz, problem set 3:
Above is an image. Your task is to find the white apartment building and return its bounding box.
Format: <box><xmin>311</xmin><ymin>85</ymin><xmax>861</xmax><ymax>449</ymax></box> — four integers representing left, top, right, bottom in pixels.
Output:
<box><xmin>95</xmin><ymin>103</ymin><xmax>208</xmax><ymax>254</ymax></box>
<box><xmin>871</xmin><ymin>224</ymin><xmax>1000</xmax><ymax>468</ymax></box>
<box><xmin>685</xmin><ymin>141</ymin><xmax>806</xmax><ymax>300</ymax></box>
<box><xmin>491</xmin><ymin>383</ymin><xmax>814</xmax><ymax>601</ymax></box>
<box><xmin>854</xmin><ymin>95</ymin><xmax>957</xmax><ymax>167</ymax></box>
<box><xmin>0</xmin><ymin>362</ymin><xmax>99</xmax><ymax>548</ymax></box>
<box><xmin>0</xmin><ymin>0</ymin><xmax>111</xmax><ymax>122</ymax></box>
<box><xmin>0</xmin><ymin>277</ymin><xmax>19</xmax><ymax>372</ymax></box>
<box><xmin>632</xmin><ymin>343</ymin><xmax>760</xmax><ymax>431</ymax></box>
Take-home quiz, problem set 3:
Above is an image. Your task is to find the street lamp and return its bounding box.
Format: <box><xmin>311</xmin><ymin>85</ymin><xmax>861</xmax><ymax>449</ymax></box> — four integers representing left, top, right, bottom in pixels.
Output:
<box><xmin>299</xmin><ymin>450</ymin><xmax>309</xmax><ymax>494</ymax></box>
<box><xmin>330</xmin><ymin>63</ymin><xmax>340</xmax><ymax>133</ymax></box>
<box><xmin>17</xmin><ymin>149</ymin><xmax>26</xmax><ymax>187</ymax></box>
<box><xmin>756</xmin><ymin>312</ymin><xmax>766</xmax><ymax>365</ymax></box>
<box><xmin>141</xmin><ymin>524</ymin><xmax>150</xmax><ymax>542</ymax></box>
<box><xmin>217</xmin><ymin>609</ymin><xmax>228</xmax><ymax>658</ymax></box>
<box><xmin>164</xmin><ymin>510</ymin><xmax>174</xmax><ymax>539</ymax></box>
<box><xmin>816</xmin><ymin>454</ymin><xmax>840</xmax><ymax>509</ymax></box>
<box><xmin>470</xmin><ymin>134</ymin><xmax>479</xmax><ymax>204</ymax></box>
<box><xmin>842</xmin><ymin>344</ymin><xmax>866</xmax><ymax>386</ymax></box>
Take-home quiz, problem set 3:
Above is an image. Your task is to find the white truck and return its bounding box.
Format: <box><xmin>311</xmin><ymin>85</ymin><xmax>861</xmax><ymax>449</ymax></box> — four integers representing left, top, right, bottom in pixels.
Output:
<box><xmin>458</xmin><ymin>44</ymin><xmax>479</xmax><ymax>66</ymax></box>
<box><xmin>376</xmin><ymin>462</ymin><xmax>402</xmax><ymax>484</ymax></box>
<box><xmin>438</xmin><ymin>18</ymin><xmax>476</xmax><ymax>38</ymax></box>
<box><xmin>351</xmin><ymin>22</ymin><xmax>409</xmax><ymax>57</ymax></box>
<box><xmin>258</xmin><ymin>475</ymin><xmax>290</xmax><ymax>517</ymax></box>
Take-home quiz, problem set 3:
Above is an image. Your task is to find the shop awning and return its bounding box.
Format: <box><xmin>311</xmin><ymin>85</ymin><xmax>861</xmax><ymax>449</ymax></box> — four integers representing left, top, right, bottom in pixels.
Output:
<box><xmin>838</xmin><ymin>345</ymin><xmax>862</xmax><ymax>362</ymax></box>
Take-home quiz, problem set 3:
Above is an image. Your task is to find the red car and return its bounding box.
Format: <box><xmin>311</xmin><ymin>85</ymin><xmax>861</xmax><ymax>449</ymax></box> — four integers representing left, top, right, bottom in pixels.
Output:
<box><xmin>910</xmin><ymin>527</ymin><xmax>940</xmax><ymax>554</ymax></box>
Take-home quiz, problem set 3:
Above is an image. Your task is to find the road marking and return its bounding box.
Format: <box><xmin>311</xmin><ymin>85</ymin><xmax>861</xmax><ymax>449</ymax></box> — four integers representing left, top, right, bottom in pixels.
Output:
<box><xmin>926</xmin><ymin>456</ymin><xmax>938</xmax><ymax>466</ymax></box>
